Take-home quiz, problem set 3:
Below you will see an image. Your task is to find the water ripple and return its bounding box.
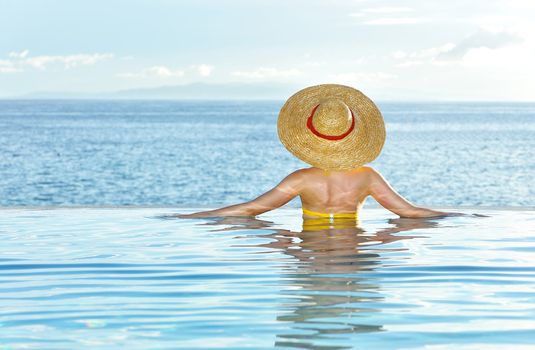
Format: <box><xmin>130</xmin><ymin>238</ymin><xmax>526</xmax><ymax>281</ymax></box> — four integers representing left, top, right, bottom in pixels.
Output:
<box><xmin>0</xmin><ymin>208</ymin><xmax>534</xmax><ymax>349</ymax></box>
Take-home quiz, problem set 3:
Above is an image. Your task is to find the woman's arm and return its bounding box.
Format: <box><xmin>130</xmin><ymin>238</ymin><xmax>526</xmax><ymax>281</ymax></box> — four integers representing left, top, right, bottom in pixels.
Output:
<box><xmin>364</xmin><ymin>166</ymin><xmax>458</xmax><ymax>218</ymax></box>
<box><xmin>177</xmin><ymin>171</ymin><xmax>303</xmax><ymax>218</ymax></box>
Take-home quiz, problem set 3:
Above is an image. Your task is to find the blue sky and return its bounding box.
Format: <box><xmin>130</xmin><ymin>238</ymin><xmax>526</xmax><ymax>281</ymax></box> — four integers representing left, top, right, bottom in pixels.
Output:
<box><xmin>1</xmin><ymin>0</ymin><xmax>534</xmax><ymax>100</ymax></box>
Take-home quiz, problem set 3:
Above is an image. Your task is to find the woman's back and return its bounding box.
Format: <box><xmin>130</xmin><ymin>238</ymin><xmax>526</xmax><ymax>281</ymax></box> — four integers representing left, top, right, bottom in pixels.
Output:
<box><xmin>180</xmin><ymin>165</ymin><xmax>453</xmax><ymax>220</ymax></box>
<box><xmin>297</xmin><ymin>167</ymin><xmax>370</xmax><ymax>216</ymax></box>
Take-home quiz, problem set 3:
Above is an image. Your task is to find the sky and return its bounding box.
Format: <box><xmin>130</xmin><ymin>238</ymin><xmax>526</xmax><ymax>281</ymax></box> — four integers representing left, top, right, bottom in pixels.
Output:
<box><xmin>1</xmin><ymin>0</ymin><xmax>534</xmax><ymax>100</ymax></box>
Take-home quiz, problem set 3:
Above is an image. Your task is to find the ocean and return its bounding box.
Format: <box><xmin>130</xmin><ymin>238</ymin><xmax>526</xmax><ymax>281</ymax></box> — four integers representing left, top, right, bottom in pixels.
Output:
<box><xmin>1</xmin><ymin>100</ymin><xmax>535</xmax><ymax>349</ymax></box>
<box><xmin>0</xmin><ymin>100</ymin><xmax>533</xmax><ymax>207</ymax></box>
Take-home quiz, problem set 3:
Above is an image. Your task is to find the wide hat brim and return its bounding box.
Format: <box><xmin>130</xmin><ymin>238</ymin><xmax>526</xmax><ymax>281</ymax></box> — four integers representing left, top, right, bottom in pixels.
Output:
<box><xmin>277</xmin><ymin>84</ymin><xmax>386</xmax><ymax>171</ymax></box>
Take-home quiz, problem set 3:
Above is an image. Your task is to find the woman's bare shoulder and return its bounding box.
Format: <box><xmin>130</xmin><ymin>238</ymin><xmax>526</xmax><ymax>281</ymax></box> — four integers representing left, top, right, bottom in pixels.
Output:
<box><xmin>286</xmin><ymin>167</ymin><xmax>315</xmax><ymax>179</ymax></box>
<box><xmin>357</xmin><ymin>166</ymin><xmax>388</xmax><ymax>187</ymax></box>
<box><xmin>358</xmin><ymin>165</ymin><xmax>381</xmax><ymax>177</ymax></box>
<box><xmin>345</xmin><ymin>166</ymin><xmax>382</xmax><ymax>189</ymax></box>
<box><xmin>357</xmin><ymin>165</ymin><xmax>375</xmax><ymax>171</ymax></box>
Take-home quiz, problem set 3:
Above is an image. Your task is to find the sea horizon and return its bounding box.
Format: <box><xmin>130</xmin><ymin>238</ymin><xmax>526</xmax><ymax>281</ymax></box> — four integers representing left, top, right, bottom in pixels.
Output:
<box><xmin>1</xmin><ymin>99</ymin><xmax>533</xmax><ymax>208</ymax></box>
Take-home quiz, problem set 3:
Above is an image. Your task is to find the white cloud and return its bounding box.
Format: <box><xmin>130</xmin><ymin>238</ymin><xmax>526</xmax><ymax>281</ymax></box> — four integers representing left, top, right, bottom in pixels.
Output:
<box><xmin>0</xmin><ymin>66</ymin><xmax>22</xmax><ymax>73</ymax></box>
<box><xmin>458</xmin><ymin>40</ymin><xmax>535</xmax><ymax>71</ymax></box>
<box><xmin>8</xmin><ymin>50</ymin><xmax>29</xmax><ymax>58</ymax></box>
<box><xmin>418</xmin><ymin>43</ymin><xmax>456</xmax><ymax>58</ymax></box>
<box><xmin>391</xmin><ymin>50</ymin><xmax>407</xmax><ymax>59</ymax></box>
<box><xmin>118</xmin><ymin>63</ymin><xmax>214</xmax><ymax>79</ymax></box>
<box><xmin>361</xmin><ymin>17</ymin><xmax>426</xmax><ymax>25</ymax></box>
<box><xmin>145</xmin><ymin>66</ymin><xmax>184</xmax><ymax>77</ymax></box>
<box><xmin>436</xmin><ymin>29</ymin><xmax>523</xmax><ymax>60</ymax></box>
<box><xmin>231</xmin><ymin>67</ymin><xmax>301</xmax><ymax>79</ymax></box>
<box><xmin>117</xmin><ymin>65</ymin><xmax>185</xmax><ymax>79</ymax></box>
<box><xmin>0</xmin><ymin>50</ymin><xmax>114</xmax><ymax>73</ymax></box>
<box><xmin>392</xmin><ymin>43</ymin><xmax>455</xmax><ymax>67</ymax></box>
<box><xmin>193</xmin><ymin>64</ymin><xmax>214</xmax><ymax>77</ymax></box>
<box><xmin>392</xmin><ymin>29</ymin><xmax>524</xmax><ymax>69</ymax></box>
<box><xmin>361</xmin><ymin>7</ymin><xmax>413</xmax><ymax>13</ymax></box>
<box><xmin>24</xmin><ymin>53</ymin><xmax>114</xmax><ymax>69</ymax></box>
<box><xmin>0</xmin><ymin>59</ymin><xmax>21</xmax><ymax>73</ymax></box>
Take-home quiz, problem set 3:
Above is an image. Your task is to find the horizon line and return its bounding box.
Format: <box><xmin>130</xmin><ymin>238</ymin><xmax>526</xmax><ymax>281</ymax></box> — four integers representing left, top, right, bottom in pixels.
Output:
<box><xmin>1</xmin><ymin>97</ymin><xmax>535</xmax><ymax>103</ymax></box>
<box><xmin>1</xmin><ymin>205</ymin><xmax>534</xmax><ymax>210</ymax></box>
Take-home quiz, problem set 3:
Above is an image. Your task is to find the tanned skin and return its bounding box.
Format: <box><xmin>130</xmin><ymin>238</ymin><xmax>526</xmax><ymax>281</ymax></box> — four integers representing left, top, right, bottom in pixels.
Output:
<box><xmin>178</xmin><ymin>166</ymin><xmax>464</xmax><ymax>219</ymax></box>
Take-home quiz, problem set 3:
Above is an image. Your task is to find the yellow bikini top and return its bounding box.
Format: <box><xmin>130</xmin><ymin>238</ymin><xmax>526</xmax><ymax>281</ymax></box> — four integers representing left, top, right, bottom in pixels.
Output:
<box><xmin>302</xmin><ymin>207</ymin><xmax>359</xmax><ymax>231</ymax></box>
<box><xmin>302</xmin><ymin>207</ymin><xmax>359</xmax><ymax>220</ymax></box>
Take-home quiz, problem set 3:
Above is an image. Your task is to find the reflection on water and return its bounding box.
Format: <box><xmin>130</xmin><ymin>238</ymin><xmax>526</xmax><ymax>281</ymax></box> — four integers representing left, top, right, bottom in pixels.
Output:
<box><xmin>1</xmin><ymin>208</ymin><xmax>534</xmax><ymax>350</ymax></box>
<box><xmin>205</xmin><ymin>216</ymin><xmax>439</xmax><ymax>349</ymax></box>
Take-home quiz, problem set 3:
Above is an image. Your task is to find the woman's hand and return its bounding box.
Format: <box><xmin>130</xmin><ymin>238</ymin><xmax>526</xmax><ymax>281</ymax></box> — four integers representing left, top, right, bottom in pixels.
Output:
<box><xmin>440</xmin><ymin>211</ymin><xmax>465</xmax><ymax>217</ymax></box>
<box><xmin>441</xmin><ymin>212</ymin><xmax>490</xmax><ymax>218</ymax></box>
<box><xmin>174</xmin><ymin>212</ymin><xmax>218</xmax><ymax>218</ymax></box>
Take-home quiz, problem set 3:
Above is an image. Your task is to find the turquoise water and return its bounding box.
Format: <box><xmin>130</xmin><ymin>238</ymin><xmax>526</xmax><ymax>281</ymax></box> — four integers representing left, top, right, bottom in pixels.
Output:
<box><xmin>0</xmin><ymin>100</ymin><xmax>534</xmax><ymax>207</ymax></box>
<box><xmin>1</xmin><ymin>208</ymin><xmax>534</xmax><ymax>349</ymax></box>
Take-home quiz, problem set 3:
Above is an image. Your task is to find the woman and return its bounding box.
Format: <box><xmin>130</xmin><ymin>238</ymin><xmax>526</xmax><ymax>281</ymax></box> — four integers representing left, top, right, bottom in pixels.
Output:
<box><xmin>180</xmin><ymin>84</ymin><xmax>460</xmax><ymax>220</ymax></box>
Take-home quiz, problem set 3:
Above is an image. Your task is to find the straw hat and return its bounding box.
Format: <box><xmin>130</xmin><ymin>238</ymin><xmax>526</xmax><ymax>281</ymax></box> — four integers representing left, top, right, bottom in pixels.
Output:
<box><xmin>277</xmin><ymin>84</ymin><xmax>386</xmax><ymax>171</ymax></box>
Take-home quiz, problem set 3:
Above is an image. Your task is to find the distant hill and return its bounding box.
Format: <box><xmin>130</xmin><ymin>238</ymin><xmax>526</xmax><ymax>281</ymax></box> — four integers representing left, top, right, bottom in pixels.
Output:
<box><xmin>7</xmin><ymin>83</ymin><xmax>529</xmax><ymax>101</ymax></box>
<box><xmin>14</xmin><ymin>82</ymin><xmax>301</xmax><ymax>100</ymax></box>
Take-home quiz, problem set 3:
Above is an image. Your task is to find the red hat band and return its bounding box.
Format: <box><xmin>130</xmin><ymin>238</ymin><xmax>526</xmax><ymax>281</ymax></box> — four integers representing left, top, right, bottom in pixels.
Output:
<box><xmin>306</xmin><ymin>104</ymin><xmax>355</xmax><ymax>141</ymax></box>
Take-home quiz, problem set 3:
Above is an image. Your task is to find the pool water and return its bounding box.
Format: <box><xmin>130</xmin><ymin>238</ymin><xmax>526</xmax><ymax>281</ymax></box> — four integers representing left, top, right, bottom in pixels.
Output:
<box><xmin>0</xmin><ymin>208</ymin><xmax>534</xmax><ymax>349</ymax></box>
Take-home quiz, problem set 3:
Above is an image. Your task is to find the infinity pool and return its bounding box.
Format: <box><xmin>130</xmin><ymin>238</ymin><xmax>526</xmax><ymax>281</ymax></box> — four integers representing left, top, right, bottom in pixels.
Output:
<box><xmin>0</xmin><ymin>208</ymin><xmax>534</xmax><ymax>349</ymax></box>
